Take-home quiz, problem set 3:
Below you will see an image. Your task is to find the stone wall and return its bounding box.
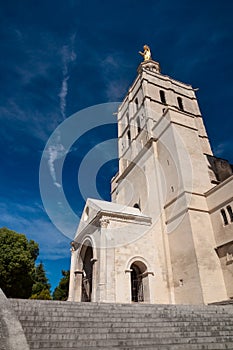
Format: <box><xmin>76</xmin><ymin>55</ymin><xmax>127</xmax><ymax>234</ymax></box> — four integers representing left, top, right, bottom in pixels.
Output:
<box><xmin>0</xmin><ymin>289</ymin><xmax>29</xmax><ymax>350</ymax></box>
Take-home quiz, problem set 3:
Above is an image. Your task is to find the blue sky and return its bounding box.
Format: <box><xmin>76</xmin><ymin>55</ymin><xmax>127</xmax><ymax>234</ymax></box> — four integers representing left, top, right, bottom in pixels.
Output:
<box><xmin>0</xmin><ymin>0</ymin><xmax>233</xmax><ymax>291</ymax></box>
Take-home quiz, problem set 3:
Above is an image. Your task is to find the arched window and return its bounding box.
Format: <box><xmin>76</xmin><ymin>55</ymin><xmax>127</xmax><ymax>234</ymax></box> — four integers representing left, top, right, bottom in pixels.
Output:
<box><xmin>133</xmin><ymin>203</ymin><xmax>140</xmax><ymax>210</ymax></box>
<box><xmin>159</xmin><ymin>90</ymin><xmax>166</xmax><ymax>104</ymax></box>
<box><xmin>221</xmin><ymin>209</ymin><xmax>228</xmax><ymax>225</ymax></box>
<box><xmin>227</xmin><ymin>205</ymin><xmax>233</xmax><ymax>222</ymax></box>
<box><xmin>177</xmin><ymin>96</ymin><xmax>184</xmax><ymax>111</ymax></box>
<box><xmin>136</xmin><ymin>116</ymin><xmax>141</xmax><ymax>133</ymax></box>
<box><xmin>135</xmin><ymin>98</ymin><xmax>139</xmax><ymax>111</ymax></box>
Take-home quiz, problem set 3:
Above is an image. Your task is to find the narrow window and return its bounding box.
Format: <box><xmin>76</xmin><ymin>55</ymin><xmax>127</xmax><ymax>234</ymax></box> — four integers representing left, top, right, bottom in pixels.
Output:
<box><xmin>160</xmin><ymin>90</ymin><xmax>166</xmax><ymax>104</ymax></box>
<box><xmin>127</xmin><ymin>129</ymin><xmax>131</xmax><ymax>141</ymax></box>
<box><xmin>136</xmin><ymin>116</ymin><xmax>141</xmax><ymax>133</ymax></box>
<box><xmin>135</xmin><ymin>98</ymin><xmax>139</xmax><ymax>110</ymax></box>
<box><xmin>221</xmin><ymin>209</ymin><xmax>228</xmax><ymax>225</ymax></box>
<box><xmin>177</xmin><ymin>96</ymin><xmax>184</xmax><ymax>111</ymax></box>
<box><xmin>227</xmin><ymin>205</ymin><xmax>233</xmax><ymax>222</ymax></box>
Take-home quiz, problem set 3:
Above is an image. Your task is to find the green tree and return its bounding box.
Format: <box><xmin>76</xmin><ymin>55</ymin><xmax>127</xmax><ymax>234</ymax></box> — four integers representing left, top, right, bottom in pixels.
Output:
<box><xmin>0</xmin><ymin>227</ymin><xmax>39</xmax><ymax>298</ymax></box>
<box><xmin>53</xmin><ymin>270</ymin><xmax>70</xmax><ymax>301</ymax></box>
<box><xmin>30</xmin><ymin>262</ymin><xmax>52</xmax><ymax>300</ymax></box>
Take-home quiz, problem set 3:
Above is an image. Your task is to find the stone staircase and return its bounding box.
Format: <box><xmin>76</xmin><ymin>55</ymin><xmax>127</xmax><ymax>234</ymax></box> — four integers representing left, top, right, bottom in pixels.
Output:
<box><xmin>10</xmin><ymin>299</ymin><xmax>233</xmax><ymax>350</ymax></box>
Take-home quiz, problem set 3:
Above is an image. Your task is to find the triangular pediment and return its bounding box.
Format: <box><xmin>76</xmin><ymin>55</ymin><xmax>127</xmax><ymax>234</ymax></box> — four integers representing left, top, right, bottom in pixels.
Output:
<box><xmin>75</xmin><ymin>198</ymin><xmax>151</xmax><ymax>239</ymax></box>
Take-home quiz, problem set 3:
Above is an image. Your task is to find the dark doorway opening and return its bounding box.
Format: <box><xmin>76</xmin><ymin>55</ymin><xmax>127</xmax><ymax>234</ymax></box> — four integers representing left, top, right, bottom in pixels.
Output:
<box><xmin>131</xmin><ymin>263</ymin><xmax>144</xmax><ymax>302</ymax></box>
<box><xmin>81</xmin><ymin>246</ymin><xmax>93</xmax><ymax>302</ymax></box>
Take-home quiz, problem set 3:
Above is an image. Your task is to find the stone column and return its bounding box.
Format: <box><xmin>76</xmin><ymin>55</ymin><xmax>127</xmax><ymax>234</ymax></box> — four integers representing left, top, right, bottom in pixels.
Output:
<box><xmin>125</xmin><ymin>269</ymin><xmax>133</xmax><ymax>303</ymax></box>
<box><xmin>98</xmin><ymin>218</ymin><xmax>109</xmax><ymax>302</ymax></box>
<box><xmin>68</xmin><ymin>243</ymin><xmax>79</xmax><ymax>301</ymax></box>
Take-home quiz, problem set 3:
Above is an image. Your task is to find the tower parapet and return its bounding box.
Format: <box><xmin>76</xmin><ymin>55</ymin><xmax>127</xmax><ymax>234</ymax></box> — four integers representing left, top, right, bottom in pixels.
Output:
<box><xmin>137</xmin><ymin>59</ymin><xmax>161</xmax><ymax>74</ymax></box>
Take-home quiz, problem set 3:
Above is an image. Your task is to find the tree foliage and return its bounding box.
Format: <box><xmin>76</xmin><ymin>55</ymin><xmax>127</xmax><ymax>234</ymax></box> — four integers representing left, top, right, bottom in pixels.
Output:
<box><xmin>30</xmin><ymin>262</ymin><xmax>52</xmax><ymax>300</ymax></box>
<box><xmin>0</xmin><ymin>227</ymin><xmax>39</xmax><ymax>298</ymax></box>
<box><xmin>53</xmin><ymin>270</ymin><xmax>70</xmax><ymax>301</ymax></box>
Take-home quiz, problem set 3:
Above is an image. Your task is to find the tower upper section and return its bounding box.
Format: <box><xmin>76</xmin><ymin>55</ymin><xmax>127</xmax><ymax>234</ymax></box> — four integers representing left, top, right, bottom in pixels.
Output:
<box><xmin>116</xmin><ymin>57</ymin><xmax>212</xmax><ymax>175</ymax></box>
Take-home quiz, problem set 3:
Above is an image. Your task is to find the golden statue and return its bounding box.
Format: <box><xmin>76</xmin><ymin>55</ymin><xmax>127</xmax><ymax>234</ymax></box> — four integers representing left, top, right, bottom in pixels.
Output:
<box><xmin>139</xmin><ymin>45</ymin><xmax>152</xmax><ymax>61</ymax></box>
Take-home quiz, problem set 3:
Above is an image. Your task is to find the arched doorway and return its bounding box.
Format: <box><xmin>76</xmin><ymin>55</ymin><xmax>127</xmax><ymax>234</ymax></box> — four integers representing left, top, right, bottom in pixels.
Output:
<box><xmin>81</xmin><ymin>246</ymin><xmax>93</xmax><ymax>302</ymax></box>
<box><xmin>130</xmin><ymin>261</ymin><xmax>148</xmax><ymax>302</ymax></box>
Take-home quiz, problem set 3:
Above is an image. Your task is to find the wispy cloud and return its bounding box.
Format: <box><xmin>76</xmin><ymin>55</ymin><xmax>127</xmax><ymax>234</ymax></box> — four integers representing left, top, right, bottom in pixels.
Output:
<box><xmin>59</xmin><ymin>34</ymin><xmax>77</xmax><ymax>119</ymax></box>
<box><xmin>59</xmin><ymin>75</ymin><xmax>69</xmax><ymax>119</ymax></box>
<box><xmin>213</xmin><ymin>141</ymin><xmax>233</xmax><ymax>159</ymax></box>
<box><xmin>43</xmin><ymin>129</ymin><xmax>78</xmax><ymax>188</ymax></box>
<box><xmin>100</xmin><ymin>53</ymin><xmax>128</xmax><ymax>101</ymax></box>
<box><xmin>47</xmin><ymin>143</ymin><xmax>66</xmax><ymax>188</ymax></box>
<box><xmin>106</xmin><ymin>80</ymin><xmax>128</xmax><ymax>101</ymax></box>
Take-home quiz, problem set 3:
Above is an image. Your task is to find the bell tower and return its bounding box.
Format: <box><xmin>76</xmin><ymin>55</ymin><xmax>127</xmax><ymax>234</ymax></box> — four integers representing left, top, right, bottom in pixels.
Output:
<box><xmin>110</xmin><ymin>46</ymin><xmax>227</xmax><ymax>304</ymax></box>
<box><xmin>69</xmin><ymin>46</ymin><xmax>229</xmax><ymax>305</ymax></box>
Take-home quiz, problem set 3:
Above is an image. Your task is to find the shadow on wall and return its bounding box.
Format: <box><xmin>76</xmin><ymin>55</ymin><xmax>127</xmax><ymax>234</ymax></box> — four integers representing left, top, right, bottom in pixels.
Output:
<box><xmin>0</xmin><ymin>289</ymin><xmax>29</xmax><ymax>350</ymax></box>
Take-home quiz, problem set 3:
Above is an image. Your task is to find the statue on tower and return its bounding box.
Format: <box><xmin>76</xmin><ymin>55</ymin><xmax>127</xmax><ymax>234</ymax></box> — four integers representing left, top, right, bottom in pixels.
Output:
<box><xmin>139</xmin><ymin>45</ymin><xmax>152</xmax><ymax>61</ymax></box>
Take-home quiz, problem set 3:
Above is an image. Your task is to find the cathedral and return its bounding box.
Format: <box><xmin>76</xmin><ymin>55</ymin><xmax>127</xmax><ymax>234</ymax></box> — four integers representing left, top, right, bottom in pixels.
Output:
<box><xmin>68</xmin><ymin>47</ymin><xmax>233</xmax><ymax>305</ymax></box>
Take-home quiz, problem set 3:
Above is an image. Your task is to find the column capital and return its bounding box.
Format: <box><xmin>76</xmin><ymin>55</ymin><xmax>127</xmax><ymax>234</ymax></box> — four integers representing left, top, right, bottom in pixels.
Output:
<box><xmin>70</xmin><ymin>240</ymin><xmax>80</xmax><ymax>252</ymax></box>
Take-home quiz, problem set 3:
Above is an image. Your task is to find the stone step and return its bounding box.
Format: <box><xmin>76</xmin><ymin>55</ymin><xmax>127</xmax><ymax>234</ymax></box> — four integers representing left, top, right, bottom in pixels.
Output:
<box><xmin>25</xmin><ymin>336</ymin><xmax>233</xmax><ymax>348</ymax></box>
<box><xmin>35</xmin><ymin>346</ymin><xmax>233</xmax><ymax>350</ymax></box>
<box><xmin>33</xmin><ymin>346</ymin><xmax>233</xmax><ymax>350</ymax></box>
<box><xmin>15</xmin><ymin>311</ymin><xmax>232</xmax><ymax>321</ymax></box>
<box><xmin>17</xmin><ymin>317</ymin><xmax>233</xmax><ymax>325</ymax></box>
<box><xmin>10</xmin><ymin>299</ymin><xmax>233</xmax><ymax>311</ymax></box>
<box><xmin>12</xmin><ymin>307</ymin><xmax>233</xmax><ymax>317</ymax></box>
<box><xmin>22</xmin><ymin>324</ymin><xmax>233</xmax><ymax>334</ymax></box>
<box><xmin>11</xmin><ymin>308</ymin><xmax>233</xmax><ymax>318</ymax></box>
<box><xmin>16</xmin><ymin>315</ymin><xmax>233</xmax><ymax>324</ymax></box>
<box><xmin>10</xmin><ymin>304</ymin><xmax>233</xmax><ymax>314</ymax></box>
<box><xmin>17</xmin><ymin>322</ymin><xmax>233</xmax><ymax>331</ymax></box>
<box><xmin>9</xmin><ymin>299</ymin><xmax>233</xmax><ymax>349</ymax></box>
<box><xmin>26</xmin><ymin>330</ymin><xmax>233</xmax><ymax>341</ymax></box>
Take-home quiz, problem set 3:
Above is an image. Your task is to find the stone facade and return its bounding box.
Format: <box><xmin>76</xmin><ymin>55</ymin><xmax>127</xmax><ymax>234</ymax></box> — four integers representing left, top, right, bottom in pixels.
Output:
<box><xmin>68</xmin><ymin>59</ymin><xmax>233</xmax><ymax>305</ymax></box>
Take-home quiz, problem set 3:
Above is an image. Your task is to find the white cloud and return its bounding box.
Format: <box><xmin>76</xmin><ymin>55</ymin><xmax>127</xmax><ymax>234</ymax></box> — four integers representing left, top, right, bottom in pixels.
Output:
<box><xmin>102</xmin><ymin>55</ymin><xmax>119</xmax><ymax>69</ymax></box>
<box><xmin>58</xmin><ymin>34</ymin><xmax>77</xmax><ymax>119</ymax></box>
<box><xmin>100</xmin><ymin>53</ymin><xmax>129</xmax><ymax>101</ymax></box>
<box><xmin>213</xmin><ymin>141</ymin><xmax>232</xmax><ymax>158</ymax></box>
<box><xmin>59</xmin><ymin>75</ymin><xmax>69</xmax><ymax>120</ymax></box>
<box><xmin>106</xmin><ymin>80</ymin><xmax>127</xmax><ymax>101</ymax></box>
<box><xmin>47</xmin><ymin>142</ymin><xmax>67</xmax><ymax>187</ymax></box>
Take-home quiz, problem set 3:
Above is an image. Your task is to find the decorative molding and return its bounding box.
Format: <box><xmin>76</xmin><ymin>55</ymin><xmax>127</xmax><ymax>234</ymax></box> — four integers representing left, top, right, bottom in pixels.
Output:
<box><xmin>205</xmin><ymin>174</ymin><xmax>233</xmax><ymax>196</ymax></box>
<box><xmin>99</xmin><ymin>218</ymin><xmax>110</xmax><ymax>228</ymax></box>
<box><xmin>74</xmin><ymin>270</ymin><xmax>83</xmax><ymax>276</ymax></box>
<box><xmin>141</xmin><ymin>271</ymin><xmax>154</xmax><ymax>277</ymax></box>
<box><xmin>70</xmin><ymin>241</ymin><xmax>80</xmax><ymax>251</ymax></box>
